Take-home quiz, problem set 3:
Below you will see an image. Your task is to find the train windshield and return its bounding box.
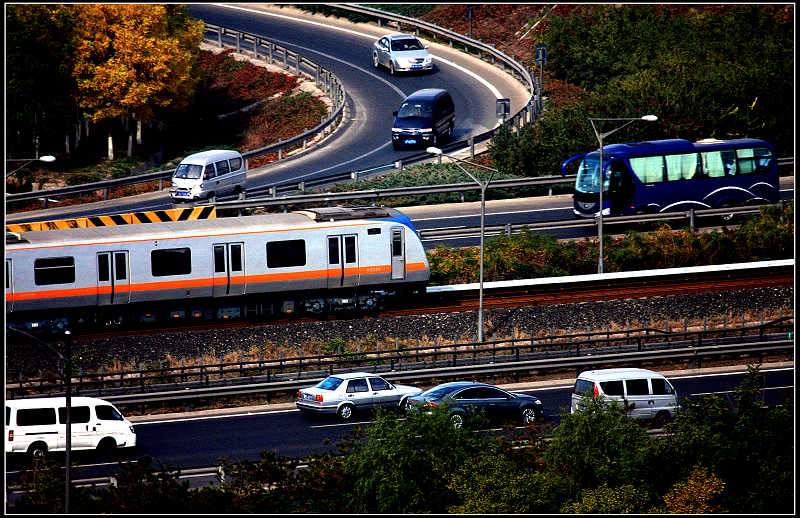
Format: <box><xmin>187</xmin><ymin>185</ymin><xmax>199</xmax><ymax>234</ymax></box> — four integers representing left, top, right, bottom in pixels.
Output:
<box><xmin>575</xmin><ymin>153</ymin><xmax>610</xmax><ymax>193</ymax></box>
<box><xmin>173</xmin><ymin>164</ymin><xmax>203</xmax><ymax>179</ymax></box>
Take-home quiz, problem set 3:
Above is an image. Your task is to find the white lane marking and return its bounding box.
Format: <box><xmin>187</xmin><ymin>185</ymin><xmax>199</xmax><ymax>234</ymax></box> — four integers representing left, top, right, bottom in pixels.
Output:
<box><xmin>213</xmin><ymin>3</ymin><xmax>503</xmax><ymax>99</ymax></box>
<box><xmin>310</xmin><ymin>420</ymin><xmax>373</xmax><ymax>429</ymax></box>
<box><xmin>413</xmin><ymin>205</ymin><xmax>574</xmax><ymax>222</ymax></box>
<box><xmin>693</xmin><ymin>385</ymin><xmax>793</xmax><ymax>396</ymax></box>
<box><xmin>135</xmin><ymin>408</ymin><xmax>299</xmax><ymax>425</ymax></box>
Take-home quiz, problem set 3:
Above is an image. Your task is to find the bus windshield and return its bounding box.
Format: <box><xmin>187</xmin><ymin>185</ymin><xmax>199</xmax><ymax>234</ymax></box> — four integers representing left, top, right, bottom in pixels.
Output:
<box><xmin>575</xmin><ymin>154</ymin><xmax>609</xmax><ymax>193</ymax></box>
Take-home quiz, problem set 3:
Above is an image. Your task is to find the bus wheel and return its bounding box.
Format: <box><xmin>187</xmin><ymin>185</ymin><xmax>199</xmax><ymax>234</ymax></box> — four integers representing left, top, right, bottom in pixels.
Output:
<box><xmin>718</xmin><ymin>202</ymin><xmax>737</xmax><ymax>223</ymax></box>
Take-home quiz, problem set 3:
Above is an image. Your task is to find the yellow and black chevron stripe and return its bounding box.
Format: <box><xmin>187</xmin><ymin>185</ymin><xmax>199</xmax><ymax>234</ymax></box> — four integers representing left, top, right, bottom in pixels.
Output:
<box><xmin>6</xmin><ymin>206</ymin><xmax>215</xmax><ymax>233</ymax></box>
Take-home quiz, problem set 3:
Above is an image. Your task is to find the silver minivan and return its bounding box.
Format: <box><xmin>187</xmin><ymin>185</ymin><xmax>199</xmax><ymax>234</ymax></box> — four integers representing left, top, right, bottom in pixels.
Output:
<box><xmin>571</xmin><ymin>368</ymin><xmax>678</xmax><ymax>425</ymax></box>
<box><xmin>169</xmin><ymin>149</ymin><xmax>245</xmax><ymax>202</ymax></box>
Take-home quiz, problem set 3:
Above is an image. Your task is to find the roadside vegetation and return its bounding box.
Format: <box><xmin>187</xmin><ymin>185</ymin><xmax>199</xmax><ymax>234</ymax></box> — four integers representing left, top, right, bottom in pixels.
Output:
<box><xmin>427</xmin><ymin>201</ymin><xmax>794</xmax><ymax>285</ymax></box>
<box><xmin>6</xmin><ymin>5</ymin><xmax>326</xmax><ymax>202</ymax></box>
<box><xmin>9</xmin><ymin>366</ymin><xmax>793</xmax><ymax>513</ymax></box>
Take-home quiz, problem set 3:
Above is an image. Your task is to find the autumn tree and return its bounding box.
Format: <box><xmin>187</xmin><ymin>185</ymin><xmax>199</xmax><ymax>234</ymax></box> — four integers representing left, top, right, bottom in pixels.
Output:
<box><xmin>71</xmin><ymin>4</ymin><xmax>202</xmax><ymax>159</ymax></box>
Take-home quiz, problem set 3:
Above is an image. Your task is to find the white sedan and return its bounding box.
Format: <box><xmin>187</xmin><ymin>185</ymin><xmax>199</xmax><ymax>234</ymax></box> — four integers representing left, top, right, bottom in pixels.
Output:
<box><xmin>296</xmin><ymin>371</ymin><xmax>423</xmax><ymax>420</ymax></box>
<box><xmin>373</xmin><ymin>33</ymin><xmax>433</xmax><ymax>74</ymax></box>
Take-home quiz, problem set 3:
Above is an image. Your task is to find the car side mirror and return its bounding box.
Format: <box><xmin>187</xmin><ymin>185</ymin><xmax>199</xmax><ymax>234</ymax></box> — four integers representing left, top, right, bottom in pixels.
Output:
<box><xmin>424</xmin><ymin>45</ymin><xmax>429</xmax><ymax>49</ymax></box>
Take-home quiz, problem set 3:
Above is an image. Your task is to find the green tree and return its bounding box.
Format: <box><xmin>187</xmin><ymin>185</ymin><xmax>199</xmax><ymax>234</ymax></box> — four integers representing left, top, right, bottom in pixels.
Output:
<box><xmin>561</xmin><ymin>483</ymin><xmax>653</xmax><ymax>513</ymax></box>
<box><xmin>6</xmin><ymin>5</ymin><xmax>79</xmax><ymax>158</ymax></box>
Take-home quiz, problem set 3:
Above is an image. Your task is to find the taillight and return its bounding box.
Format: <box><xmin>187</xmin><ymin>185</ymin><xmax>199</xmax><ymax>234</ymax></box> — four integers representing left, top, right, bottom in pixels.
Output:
<box><xmin>424</xmin><ymin>401</ymin><xmax>437</xmax><ymax>408</ymax></box>
<box><xmin>593</xmin><ymin>383</ymin><xmax>600</xmax><ymax>397</ymax></box>
<box><xmin>296</xmin><ymin>391</ymin><xmax>302</xmax><ymax>399</ymax></box>
<box><xmin>315</xmin><ymin>394</ymin><xmax>323</xmax><ymax>402</ymax></box>
<box><xmin>8</xmin><ymin>430</ymin><xmax>13</xmax><ymax>441</ymax></box>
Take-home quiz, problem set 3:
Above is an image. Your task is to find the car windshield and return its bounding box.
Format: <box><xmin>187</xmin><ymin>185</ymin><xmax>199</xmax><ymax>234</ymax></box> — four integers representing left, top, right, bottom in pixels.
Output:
<box><xmin>391</xmin><ymin>38</ymin><xmax>424</xmax><ymax>51</ymax></box>
<box><xmin>173</xmin><ymin>163</ymin><xmax>203</xmax><ymax>179</ymax></box>
<box><xmin>315</xmin><ymin>376</ymin><xmax>344</xmax><ymax>390</ymax></box>
<box><xmin>397</xmin><ymin>102</ymin><xmax>433</xmax><ymax>119</ymax></box>
<box><xmin>575</xmin><ymin>153</ymin><xmax>609</xmax><ymax>193</ymax></box>
<box><xmin>421</xmin><ymin>384</ymin><xmax>463</xmax><ymax>399</ymax></box>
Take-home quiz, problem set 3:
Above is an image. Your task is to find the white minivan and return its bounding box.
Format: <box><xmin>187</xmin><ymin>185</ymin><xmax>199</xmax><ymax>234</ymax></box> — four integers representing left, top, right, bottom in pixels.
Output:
<box><xmin>6</xmin><ymin>397</ymin><xmax>137</xmax><ymax>459</ymax></box>
<box><xmin>571</xmin><ymin>368</ymin><xmax>678</xmax><ymax>425</ymax></box>
<box><xmin>169</xmin><ymin>149</ymin><xmax>246</xmax><ymax>202</ymax></box>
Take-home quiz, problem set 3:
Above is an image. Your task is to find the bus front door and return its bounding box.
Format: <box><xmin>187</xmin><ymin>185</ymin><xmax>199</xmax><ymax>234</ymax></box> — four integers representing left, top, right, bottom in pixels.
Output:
<box><xmin>609</xmin><ymin>165</ymin><xmax>635</xmax><ymax>215</ymax></box>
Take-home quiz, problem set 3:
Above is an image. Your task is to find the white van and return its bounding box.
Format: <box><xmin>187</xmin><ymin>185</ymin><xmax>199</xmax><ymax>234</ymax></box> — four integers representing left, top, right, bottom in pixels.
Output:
<box><xmin>169</xmin><ymin>149</ymin><xmax>246</xmax><ymax>202</ymax></box>
<box><xmin>5</xmin><ymin>397</ymin><xmax>136</xmax><ymax>459</ymax></box>
<box><xmin>570</xmin><ymin>368</ymin><xmax>678</xmax><ymax>425</ymax></box>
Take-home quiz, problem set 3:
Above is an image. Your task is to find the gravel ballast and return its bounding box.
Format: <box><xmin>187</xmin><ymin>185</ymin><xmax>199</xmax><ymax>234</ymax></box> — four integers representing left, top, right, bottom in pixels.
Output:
<box><xmin>6</xmin><ymin>287</ymin><xmax>792</xmax><ymax>378</ymax></box>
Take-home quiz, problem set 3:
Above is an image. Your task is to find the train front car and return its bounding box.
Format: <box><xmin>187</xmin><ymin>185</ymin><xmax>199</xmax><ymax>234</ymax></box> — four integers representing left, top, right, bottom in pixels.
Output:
<box><xmin>5</xmin><ymin>207</ymin><xmax>430</xmax><ymax>334</ymax></box>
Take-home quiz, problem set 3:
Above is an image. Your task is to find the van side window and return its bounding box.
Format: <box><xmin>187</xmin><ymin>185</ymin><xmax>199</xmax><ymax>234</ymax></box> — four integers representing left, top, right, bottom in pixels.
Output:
<box><xmin>17</xmin><ymin>408</ymin><xmax>57</xmax><ymax>426</ymax></box>
<box><xmin>96</xmin><ymin>405</ymin><xmax>124</xmax><ymax>421</ymax></box>
<box><xmin>626</xmin><ymin>379</ymin><xmax>650</xmax><ymax>396</ymax></box>
<box><xmin>229</xmin><ymin>157</ymin><xmax>243</xmax><ymax>171</ymax></box>
<box><xmin>204</xmin><ymin>164</ymin><xmax>216</xmax><ymax>179</ymax></box>
<box><xmin>215</xmin><ymin>159</ymin><xmax>230</xmax><ymax>176</ymax></box>
<box><xmin>600</xmin><ymin>380</ymin><xmax>624</xmax><ymax>396</ymax></box>
<box><xmin>58</xmin><ymin>406</ymin><xmax>91</xmax><ymax>424</ymax></box>
<box><xmin>651</xmin><ymin>378</ymin><xmax>674</xmax><ymax>395</ymax></box>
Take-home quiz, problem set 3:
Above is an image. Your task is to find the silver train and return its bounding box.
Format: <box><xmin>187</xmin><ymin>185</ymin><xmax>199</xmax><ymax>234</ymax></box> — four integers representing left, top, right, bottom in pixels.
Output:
<box><xmin>5</xmin><ymin>207</ymin><xmax>430</xmax><ymax>333</ymax></box>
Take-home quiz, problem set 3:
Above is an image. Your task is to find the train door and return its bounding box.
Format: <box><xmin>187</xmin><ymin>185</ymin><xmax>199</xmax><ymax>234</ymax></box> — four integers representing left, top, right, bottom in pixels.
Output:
<box><xmin>327</xmin><ymin>235</ymin><xmax>359</xmax><ymax>288</ymax></box>
<box><xmin>391</xmin><ymin>227</ymin><xmax>405</xmax><ymax>280</ymax></box>
<box><xmin>97</xmin><ymin>251</ymin><xmax>130</xmax><ymax>305</ymax></box>
<box><xmin>5</xmin><ymin>259</ymin><xmax>13</xmax><ymax>313</ymax></box>
<box><xmin>213</xmin><ymin>243</ymin><xmax>245</xmax><ymax>297</ymax></box>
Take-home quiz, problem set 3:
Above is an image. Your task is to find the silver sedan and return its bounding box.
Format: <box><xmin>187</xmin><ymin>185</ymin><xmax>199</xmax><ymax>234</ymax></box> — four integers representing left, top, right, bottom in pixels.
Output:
<box><xmin>373</xmin><ymin>33</ymin><xmax>433</xmax><ymax>74</ymax></box>
<box><xmin>296</xmin><ymin>371</ymin><xmax>423</xmax><ymax>420</ymax></box>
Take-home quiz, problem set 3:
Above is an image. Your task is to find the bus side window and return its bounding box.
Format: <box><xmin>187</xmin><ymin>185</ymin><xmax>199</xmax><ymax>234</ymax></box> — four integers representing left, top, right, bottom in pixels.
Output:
<box><xmin>665</xmin><ymin>153</ymin><xmax>699</xmax><ymax>181</ymax></box>
<box><xmin>629</xmin><ymin>156</ymin><xmax>665</xmax><ymax>183</ymax></box>
<box><xmin>701</xmin><ymin>151</ymin><xmax>726</xmax><ymax>178</ymax></box>
<box><xmin>720</xmin><ymin>150</ymin><xmax>737</xmax><ymax>176</ymax></box>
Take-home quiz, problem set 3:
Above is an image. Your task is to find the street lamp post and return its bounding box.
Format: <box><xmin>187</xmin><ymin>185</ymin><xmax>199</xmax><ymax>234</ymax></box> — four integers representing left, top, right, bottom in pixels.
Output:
<box><xmin>8</xmin><ymin>327</ymin><xmax>72</xmax><ymax>513</ymax></box>
<box><xmin>427</xmin><ymin>146</ymin><xmax>497</xmax><ymax>342</ymax></box>
<box><xmin>6</xmin><ymin>155</ymin><xmax>56</xmax><ymax>178</ymax></box>
<box><xmin>587</xmin><ymin>115</ymin><xmax>658</xmax><ymax>274</ymax></box>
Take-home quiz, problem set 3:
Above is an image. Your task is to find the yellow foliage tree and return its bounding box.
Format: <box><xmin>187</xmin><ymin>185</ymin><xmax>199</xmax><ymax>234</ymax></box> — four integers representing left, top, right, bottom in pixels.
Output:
<box><xmin>71</xmin><ymin>4</ymin><xmax>202</xmax><ymax>159</ymax></box>
<box><xmin>663</xmin><ymin>465</ymin><xmax>727</xmax><ymax>513</ymax></box>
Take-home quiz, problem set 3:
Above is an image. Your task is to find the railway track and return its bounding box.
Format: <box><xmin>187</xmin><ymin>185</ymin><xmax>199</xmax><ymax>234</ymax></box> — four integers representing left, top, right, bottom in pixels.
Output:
<box><xmin>18</xmin><ymin>262</ymin><xmax>791</xmax><ymax>342</ymax></box>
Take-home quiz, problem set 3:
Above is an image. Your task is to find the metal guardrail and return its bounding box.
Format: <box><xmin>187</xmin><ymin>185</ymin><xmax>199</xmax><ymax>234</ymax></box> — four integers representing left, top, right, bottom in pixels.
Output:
<box><xmin>7</xmin><ymin>318</ymin><xmax>792</xmax><ymax>405</ymax></box>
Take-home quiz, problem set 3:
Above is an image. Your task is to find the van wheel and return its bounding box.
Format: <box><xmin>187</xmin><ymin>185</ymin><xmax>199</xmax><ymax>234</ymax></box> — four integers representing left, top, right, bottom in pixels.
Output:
<box><xmin>652</xmin><ymin>411</ymin><xmax>671</xmax><ymax>428</ymax></box>
<box><xmin>233</xmin><ymin>185</ymin><xmax>243</xmax><ymax>197</ymax></box>
<box><xmin>338</xmin><ymin>403</ymin><xmax>354</xmax><ymax>420</ymax></box>
<box><xmin>28</xmin><ymin>442</ymin><xmax>47</xmax><ymax>461</ymax></box>
<box><xmin>97</xmin><ymin>437</ymin><xmax>117</xmax><ymax>456</ymax></box>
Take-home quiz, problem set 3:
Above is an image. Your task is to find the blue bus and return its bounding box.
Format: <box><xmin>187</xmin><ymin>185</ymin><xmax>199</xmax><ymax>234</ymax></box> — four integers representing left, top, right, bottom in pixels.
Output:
<box><xmin>561</xmin><ymin>138</ymin><xmax>779</xmax><ymax>218</ymax></box>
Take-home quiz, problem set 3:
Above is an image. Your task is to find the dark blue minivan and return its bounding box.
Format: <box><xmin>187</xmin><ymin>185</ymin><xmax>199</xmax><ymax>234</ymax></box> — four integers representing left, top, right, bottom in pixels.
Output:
<box><xmin>391</xmin><ymin>88</ymin><xmax>455</xmax><ymax>150</ymax></box>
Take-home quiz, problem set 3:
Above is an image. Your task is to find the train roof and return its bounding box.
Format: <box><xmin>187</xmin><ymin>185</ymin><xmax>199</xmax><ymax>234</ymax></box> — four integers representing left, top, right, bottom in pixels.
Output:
<box><xmin>594</xmin><ymin>137</ymin><xmax>772</xmax><ymax>157</ymax></box>
<box><xmin>6</xmin><ymin>206</ymin><xmax>409</xmax><ymax>248</ymax></box>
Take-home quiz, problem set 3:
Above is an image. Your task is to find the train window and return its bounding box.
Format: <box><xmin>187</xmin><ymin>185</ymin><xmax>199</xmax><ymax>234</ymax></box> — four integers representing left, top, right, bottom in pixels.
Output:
<box><xmin>344</xmin><ymin>236</ymin><xmax>356</xmax><ymax>263</ymax></box>
<box><xmin>98</xmin><ymin>254</ymin><xmax>110</xmax><ymax>282</ymax></box>
<box><xmin>114</xmin><ymin>252</ymin><xmax>127</xmax><ymax>281</ymax></box>
<box><xmin>267</xmin><ymin>240</ymin><xmax>306</xmax><ymax>268</ymax></box>
<box><xmin>214</xmin><ymin>245</ymin><xmax>225</xmax><ymax>273</ymax></box>
<box><xmin>151</xmin><ymin>248</ymin><xmax>192</xmax><ymax>277</ymax></box>
<box><xmin>368</xmin><ymin>228</ymin><xmax>381</xmax><ymax>235</ymax></box>
<box><xmin>34</xmin><ymin>257</ymin><xmax>75</xmax><ymax>285</ymax></box>
<box><xmin>230</xmin><ymin>244</ymin><xmax>242</xmax><ymax>271</ymax></box>
<box><xmin>392</xmin><ymin>230</ymin><xmax>402</xmax><ymax>257</ymax></box>
<box><xmin>328</xmin><ymin>238</ymin><xmax>339</xmax><ymax>265</ymax></box>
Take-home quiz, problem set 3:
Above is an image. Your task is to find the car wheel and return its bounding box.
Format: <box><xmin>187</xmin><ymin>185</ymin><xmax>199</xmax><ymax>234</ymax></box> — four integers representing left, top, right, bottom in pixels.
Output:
<box><xmin>28</xmin><ymin>442</ymin><xmax>47</xmax><ymax>461</ymax></box>
<box><xmin>389</xmin><ymin>61</ymin><xmax>396</xmax><ymax>75</ymax></box>
<box><xmin>338</xmin><ymin>403</ymin><xmax>354</xmax><ymax>420</ymax></box>
<box><xmin>392</xmin><ymin>141</ymin><xmax>401</xmax><ymax>151</ymax></box>
<box><xmin>373</xmin><ymin>53</ymin><xmax>380</xmax><ymax>69</ymax></box>
<box><xmin>450</xmin><ymin>413</ymin><xmax>464</xmax><ymax>429</ymax></box>
<box><xmin>521</xmin><ymin>407</ymin><xmax>537</xmax><ymax>425</ymax></box>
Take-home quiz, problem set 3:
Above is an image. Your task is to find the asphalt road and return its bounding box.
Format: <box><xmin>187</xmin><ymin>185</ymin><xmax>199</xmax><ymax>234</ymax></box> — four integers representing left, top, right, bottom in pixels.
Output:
<box><xmin>6</xmin><ymin>364</ymin><xmax>793</xmax><ymax>488</ymax></box>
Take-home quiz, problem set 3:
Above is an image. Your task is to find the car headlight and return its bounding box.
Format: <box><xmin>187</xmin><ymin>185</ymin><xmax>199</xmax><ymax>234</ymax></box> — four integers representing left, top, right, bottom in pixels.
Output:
<box><xmin>420</xmin><ymin>128</ymin><xmax>433</xmax><ymax>133</ymax></box>
<box><xmin>392</xmin><ymin>127</ymin><xmax>403</xmax><ymax>132</ymax></box>
<box><xmin>535</xmin><ymin>400</ymin><xmax>542</xmax><ymax>405</ymax></box>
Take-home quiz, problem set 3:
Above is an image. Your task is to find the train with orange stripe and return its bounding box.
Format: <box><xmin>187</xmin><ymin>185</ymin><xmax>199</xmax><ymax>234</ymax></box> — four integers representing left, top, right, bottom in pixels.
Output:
<box><xmin>5</xmin><ymin>207</ymin><xmax>430</xmax><ymax>333</ymax></box>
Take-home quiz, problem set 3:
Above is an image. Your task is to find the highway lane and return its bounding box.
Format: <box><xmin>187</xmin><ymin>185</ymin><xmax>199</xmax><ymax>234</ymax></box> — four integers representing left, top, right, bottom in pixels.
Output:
<box><xmin>6</xmin><ymin>365</ymin><xmax>793</xmax><ymax>484</ymax></box>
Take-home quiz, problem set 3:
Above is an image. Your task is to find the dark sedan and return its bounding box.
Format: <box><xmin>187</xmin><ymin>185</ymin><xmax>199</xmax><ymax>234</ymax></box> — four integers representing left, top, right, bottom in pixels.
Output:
<box><xmin>406</xmin><ymin>381</ymin><xmax>544</xmax><ymax>428</ymax></box>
